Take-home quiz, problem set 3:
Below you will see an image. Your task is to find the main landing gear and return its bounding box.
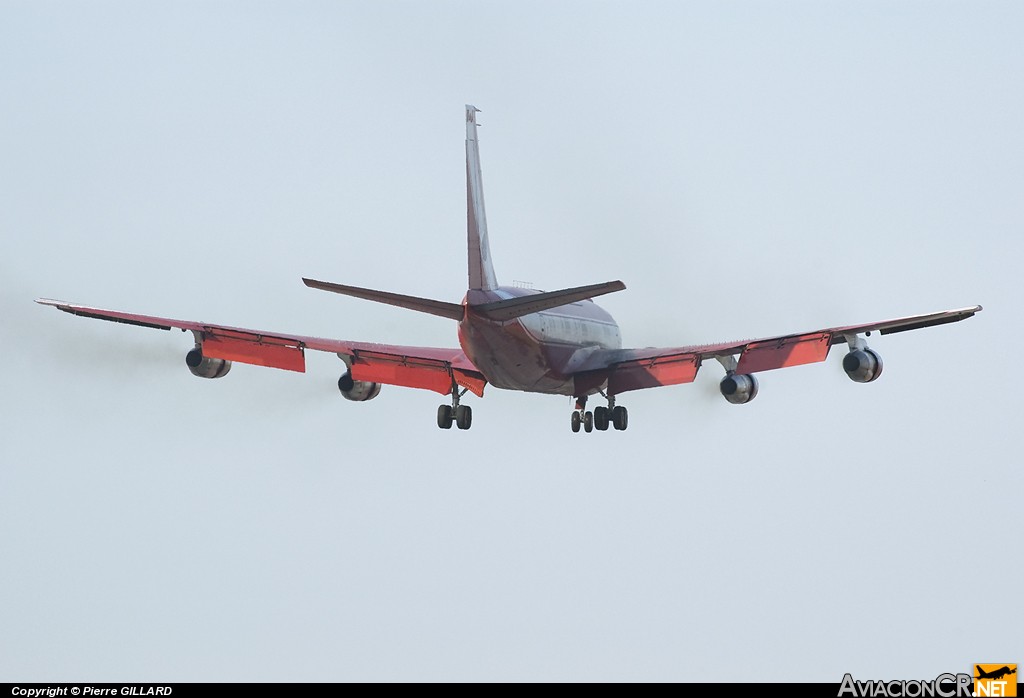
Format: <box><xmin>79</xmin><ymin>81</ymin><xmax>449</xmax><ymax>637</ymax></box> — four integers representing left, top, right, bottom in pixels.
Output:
<box><xmin>437</xmin><ymin>387</ymin><xmax>473</xmax><ymax>430</ymax></box>
<box><xmin>571</xmin><ymin>393</ymin><xmax>627</xmax><ymax>434</ymax></box>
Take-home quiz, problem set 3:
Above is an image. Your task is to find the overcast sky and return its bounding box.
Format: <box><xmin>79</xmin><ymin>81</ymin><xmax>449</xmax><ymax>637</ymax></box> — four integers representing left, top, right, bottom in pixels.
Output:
<box><xmin>1</xmin><ymin>1</ymin><xmax>1020</xmax><ymax>682</ymax></box>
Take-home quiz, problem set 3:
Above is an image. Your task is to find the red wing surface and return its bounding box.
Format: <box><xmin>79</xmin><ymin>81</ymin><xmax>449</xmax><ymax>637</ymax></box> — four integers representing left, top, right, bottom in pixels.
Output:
<box><xmin>573</xmin><ymin>306</ymin><xmax>982</xmax><ymax>395</ymax></box>
<box><xmin>36</xmin><ymin>299</ymin><xmax>486</xmax><ymax>397</ymax></box>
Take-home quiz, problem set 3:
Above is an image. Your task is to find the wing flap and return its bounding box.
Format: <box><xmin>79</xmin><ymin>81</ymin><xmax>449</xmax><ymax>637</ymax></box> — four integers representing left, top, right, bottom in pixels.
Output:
<box><xmin>351</xmin><ymin>359</ymin><xmax>452</xmax><ymax>395</ymax></box>
<box><xmin>202</xmin><ymin>334</ymin><xmax>306</xmax><ymax>372</ymax></box>
<box><xmin>735</xmin><ymin>332</ymin><xmax>831</xmax><ymax>374</ymax></box>
<box><xmin>452</xmin><ymin>368</ymin><xmax>487</xmax><ymax>397</ymax></box>
<box><xmin>345</xmin><ymin>349</ymin><xmax>488</xmax><ymax>397</ymax></box>
<box><xmin>606</xmin><ymin>354</ymin><xmax>700</xmax><ymax>395</ymax></box>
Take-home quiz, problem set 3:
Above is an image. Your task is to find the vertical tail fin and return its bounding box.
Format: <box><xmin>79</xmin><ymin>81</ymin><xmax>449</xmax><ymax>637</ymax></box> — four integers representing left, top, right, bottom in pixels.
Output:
<box><xmin>466</xmin><ymin>105</ymin><xmax>498</xmax><ymax>290</ymax></box>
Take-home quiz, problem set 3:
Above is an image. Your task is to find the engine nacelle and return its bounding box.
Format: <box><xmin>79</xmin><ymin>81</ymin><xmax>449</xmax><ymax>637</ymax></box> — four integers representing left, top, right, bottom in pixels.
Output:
<box><xmin>843</xmin><ymin>348</ymin><xmax>883</xmax><ymax>383</ymax></box>
<box><xmin>720</xmin><ymin>373</ymin><xmax>759</xmax><ymax>405</ymax></box>
<box><xmin>186</xmin><ymin>347</ymin><xmax>231</xmax><ymax>379</ymax></box>
<box><xmin>338</xmin><ymin>372</ymin><xmax>381</xmax><ymax>402</ymax></box>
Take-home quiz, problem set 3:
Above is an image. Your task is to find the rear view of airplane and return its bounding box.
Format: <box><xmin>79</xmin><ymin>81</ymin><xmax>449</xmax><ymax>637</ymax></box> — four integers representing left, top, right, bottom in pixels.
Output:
<box><xmin>37</xmin><ymin>105</ymin><xmax>982</xmax><ymax>432</ymax></box>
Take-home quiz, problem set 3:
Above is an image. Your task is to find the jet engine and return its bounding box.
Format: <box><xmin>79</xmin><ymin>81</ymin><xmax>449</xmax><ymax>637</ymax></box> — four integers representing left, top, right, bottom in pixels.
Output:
<box><xmin>338</xmin><ymin>372</ymin><xmax>381</xmax><ymax>402</ymax></box>
<box><xmin>843</xmin><ymin>348</ymin><xmax>883</xmax><ymax>383</ymax></box>
<box><xmin>185</xmin><ymin>347</ymin><xmax>231</xmax><ymax>379</ymax></box>
<box><xmin>720</xmin><ymin>373</ymin><xmax>758</xmax><ymax>405</ymax></box>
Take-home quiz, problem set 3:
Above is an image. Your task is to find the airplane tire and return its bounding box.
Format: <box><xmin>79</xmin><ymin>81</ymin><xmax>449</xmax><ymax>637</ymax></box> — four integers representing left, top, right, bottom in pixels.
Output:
<box><xmin>583</xmin><ymin>411</ymin><xmax>593</xmax><ymax>433</ymax></box>
<box><xmin>612</xmin><ymin>405</ymin><xmax>628</xmax><ymax>431</ymax></box>
<box><xmin>437</xmin><ymin>404</ymin><xmax>454</xmax><ymax>429</ymax></box>
<box><xmin>455</xmin><ymin>404</ymin><xmax>473</xmax><ymax>430</ymax></box>
<box><xmin>571</xmin><ymin>411</ymin><xmax>581</xmax><ymax>433</ymax></box>
<box><xmin>594</xmin><ymin>406</ymin><xmax>609</xmax><ymax>431</ymax></box>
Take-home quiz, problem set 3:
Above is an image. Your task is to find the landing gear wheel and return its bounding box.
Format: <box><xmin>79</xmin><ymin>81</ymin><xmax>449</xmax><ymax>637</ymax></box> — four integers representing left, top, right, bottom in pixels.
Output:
<box><xmin>612</xmin><ymin>405</ymin><xmax>628</xmax><ymax>431</ymax></box>
<box><xmin>571</xmin><ymin>411</ymin><xmax>581</xmax><ymax>433</ymax></box>
<box><xmin>583</xmin><ymin>411</ymin><xmax>594</xmax><ymax>433</ymax></box>
<box><xmin>437</xmin><ymin>404</ymin><xmax>454</xmax><ymax>429</ymax></box>
<box><xmin>455</xmin><ymin>404</ymin><xmax>473</xmax><ymax>430</ymax></box>
<box><xmin>593</xmin><ymin>406</ymin><xmax>609</xmax><ymax>431</ymax></box>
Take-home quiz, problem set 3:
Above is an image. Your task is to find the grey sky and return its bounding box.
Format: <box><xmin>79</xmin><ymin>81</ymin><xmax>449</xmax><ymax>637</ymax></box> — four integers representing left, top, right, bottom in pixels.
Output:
<box><xmin>1</xmin><ymin>1</ymin><xmax>1020</xmax><ymax>681</ymax></box>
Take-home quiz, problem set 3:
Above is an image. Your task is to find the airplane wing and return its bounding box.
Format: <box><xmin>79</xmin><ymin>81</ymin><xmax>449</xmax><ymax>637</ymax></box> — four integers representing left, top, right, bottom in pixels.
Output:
<box><xmin>35</xmin><ymin>299</ymin><xmax>487</xmax><ymax>397</ymax></box>
<box><xmin>572</xmin><ymin>305</ymin><xmax>982</xmax><ymax>396</ymax></box>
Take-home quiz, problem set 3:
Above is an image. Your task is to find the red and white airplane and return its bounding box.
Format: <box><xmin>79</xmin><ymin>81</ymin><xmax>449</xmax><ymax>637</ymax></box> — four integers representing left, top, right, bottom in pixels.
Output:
<box><xmin>38</xmin><ymin>105</ymin><xmax>981</xmax><ymax>432</ymax></box>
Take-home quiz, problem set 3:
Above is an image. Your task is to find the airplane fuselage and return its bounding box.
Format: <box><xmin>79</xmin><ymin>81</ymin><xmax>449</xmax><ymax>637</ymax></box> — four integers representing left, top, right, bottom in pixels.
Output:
<box><xmin>460</xmin><ymin>286</ymin><xmax>622</xmax><ymax>395</ymax></box>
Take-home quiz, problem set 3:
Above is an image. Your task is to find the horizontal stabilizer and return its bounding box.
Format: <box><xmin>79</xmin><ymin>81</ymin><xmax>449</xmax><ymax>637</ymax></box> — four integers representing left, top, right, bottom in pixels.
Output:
<box><xmin>302</xmin><ymin>278</ymin><xmax>464</xmax><ymax>321</ymax></box>
<box><xmin>470</xmin><ymin>280</ymin><xmax>626</xmax><ymax>321</ymax></box>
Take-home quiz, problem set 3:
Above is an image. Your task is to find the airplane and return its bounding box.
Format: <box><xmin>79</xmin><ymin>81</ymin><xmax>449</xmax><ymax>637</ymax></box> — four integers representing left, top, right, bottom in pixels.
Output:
<box><xmin>975</xmin><ymin>666</ymin><xmax>1017</xmax><ymax>681</ymax></box>
<box><xmin>37</xmin><ymin>105</ymin><xmax>982</xmax><ymax>433</ymax></box>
